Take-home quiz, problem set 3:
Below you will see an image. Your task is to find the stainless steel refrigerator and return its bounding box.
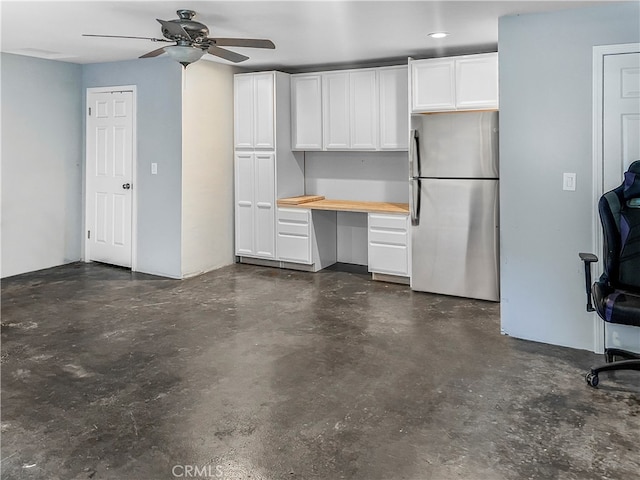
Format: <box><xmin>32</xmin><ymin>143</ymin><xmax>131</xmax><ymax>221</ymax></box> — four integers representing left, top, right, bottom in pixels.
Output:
<box><xmin>409</xmin><ymin>111</ymin><xmax>499</xmax><ymax>301</ymax></box>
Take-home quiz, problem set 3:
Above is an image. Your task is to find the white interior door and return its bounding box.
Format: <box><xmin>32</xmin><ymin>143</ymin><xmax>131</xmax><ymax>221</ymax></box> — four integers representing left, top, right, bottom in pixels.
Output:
<box><xmin>604</xmin><ymin>52</ymin><xmax>640</xmax><ymax>190</ymax></box>
<box><xmin>598</xmin><ymin>48</ymin><xmax>640</xmax><ymax>353</ymax></box>
<box><xmin>86</xmin><ymin>89</ymin><xmax>134</xmax><ymax>268</ymax></box>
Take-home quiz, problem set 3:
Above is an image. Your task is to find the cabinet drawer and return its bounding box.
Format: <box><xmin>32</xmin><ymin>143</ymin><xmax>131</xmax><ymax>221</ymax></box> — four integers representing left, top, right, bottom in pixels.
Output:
<box><xmin>368</xmin><ymin>228</ymin><xmax>407</xmax><ymax>246</ymax></box>
<box><xmin>368</xmin><ymin>214</ymin><xmax>408</xmax><ymax>246</ymax></box>
<box><xmin>278</xmin><ymin>208</ymin><xmax>310</xmax><ymax>223</ymax></box>
<box><xmin>277</xmin><ymin>208</ymin><xmax>310</xmax><ymax>236</ymax></box>
<box><xmin>368</xmin><ymin>244</ymin><xmax>408</xmax><ymax>276</ymax></box>
<box><xmin>368</xmin><ymin>213</ymin><xmax>408</xmax><ymax>231</ymax></box>
<box><xmin>278</xmin><ymin>221</ymin><xmax>310</xmax><ymax>237</ymax></box>
<box><xmin>277</xmin><ymin>233</ymin><xmax>311</xmax><ymax>264</ymax></box>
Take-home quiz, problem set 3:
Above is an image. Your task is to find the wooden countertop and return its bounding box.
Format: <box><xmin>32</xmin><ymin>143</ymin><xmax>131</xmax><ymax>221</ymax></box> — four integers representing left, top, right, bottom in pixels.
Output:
<box><xmin>277</xmin><ymin>195</ymin><xmax>409</xmax><ymax>215</ymax></box>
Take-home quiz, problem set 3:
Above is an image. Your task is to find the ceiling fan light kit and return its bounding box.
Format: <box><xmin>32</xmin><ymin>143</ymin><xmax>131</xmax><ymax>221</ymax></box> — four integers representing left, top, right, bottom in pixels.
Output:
<box><xmin>83</xmin><ymin>9</ymin><xmax>275</xmax><ymax>68</ymax></box>
<box><xmin>164</xmin><ymin>45</ymin><xmax>206</xmax><ymax>67</ymax></box>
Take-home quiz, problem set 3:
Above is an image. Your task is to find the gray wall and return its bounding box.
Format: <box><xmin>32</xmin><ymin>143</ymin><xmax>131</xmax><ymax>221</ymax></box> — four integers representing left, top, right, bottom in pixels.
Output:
<box><xmin>304</xmin><ymin>151</ymin><xmax>408</xmax><ymax>203</ymax></box>
<box><xmin>83</xmin><ymin>58</ymin><xmax>183</xmax><ymax>278</ymax></box>
<box><xmin>304</xmin><ymin>151</ymin><xmax>408</xmax><ymax>264</ymax></box>
<box><xmin>498</xmin><ymin>3</ymin><xmax>640</xmax><ymax>350</ymax></box>
<box><xmin>1</xmin><ymin>53</ymin><xmax>83</xmax><ymax>278</ymax></box>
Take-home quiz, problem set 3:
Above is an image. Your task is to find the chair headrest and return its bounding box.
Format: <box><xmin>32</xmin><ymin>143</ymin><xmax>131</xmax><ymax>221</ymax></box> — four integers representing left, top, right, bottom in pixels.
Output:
<box><xmin>624</xmin><ymin>160</ymin><xmax>640</xmax><ymax>200</ymax></box>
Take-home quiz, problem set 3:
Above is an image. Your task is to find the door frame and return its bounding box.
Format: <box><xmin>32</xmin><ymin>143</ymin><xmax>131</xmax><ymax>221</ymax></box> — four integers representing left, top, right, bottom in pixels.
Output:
<box><xmin>591</xmin><ymin>43</ymin><xmax>639</xmax><ymax>353</ymax></box>
<box><xmin>84</xmin><ymin>85</ymin><xmax>138</xmax><ymax>271</ymax></box>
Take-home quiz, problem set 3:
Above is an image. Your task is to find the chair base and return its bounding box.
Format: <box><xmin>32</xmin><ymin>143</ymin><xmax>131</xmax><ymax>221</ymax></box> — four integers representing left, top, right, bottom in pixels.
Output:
<box><xmin>585</xmin><ymin>348</ymin><xmax>640</xmax><ymax>388</ymax></box>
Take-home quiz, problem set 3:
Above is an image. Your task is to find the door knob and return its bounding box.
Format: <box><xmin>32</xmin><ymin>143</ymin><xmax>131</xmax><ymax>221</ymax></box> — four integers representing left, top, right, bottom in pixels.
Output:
<box><xmin>122</xmin><ymin>183</ymin><xmax>131</xmax><ymax>190</ymax></box>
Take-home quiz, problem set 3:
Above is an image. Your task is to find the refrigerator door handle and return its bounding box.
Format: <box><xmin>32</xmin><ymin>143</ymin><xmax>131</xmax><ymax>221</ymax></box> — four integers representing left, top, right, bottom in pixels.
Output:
<box><xmin>409</xmin><ymin>129</ymin><xmax>420</xmax><ymax>179</ymax></box>
<box><xmin>410</xmin><ymin>177</ymin><xmax>421</xmax><ymax>226</ymax></box>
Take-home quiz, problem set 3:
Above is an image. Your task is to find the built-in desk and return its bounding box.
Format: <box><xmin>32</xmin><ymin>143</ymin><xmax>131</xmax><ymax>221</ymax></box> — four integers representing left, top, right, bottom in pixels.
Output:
<box><xmin>275</xmin><ymin>196</ymin><xmax>411</xmax><ymax>282</ymax></box>
<box><xmin>277</xmin><ymin>195</ymin><xmax>409</xmax><ymax>215</ymax></box>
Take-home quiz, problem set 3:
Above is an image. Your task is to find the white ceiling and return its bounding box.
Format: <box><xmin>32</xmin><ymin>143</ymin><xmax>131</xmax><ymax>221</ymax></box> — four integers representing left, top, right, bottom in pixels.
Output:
<box><xmin>0</xmin><ymin>0</ymin><xmax>616</xmax><ymax>72</ymax></box>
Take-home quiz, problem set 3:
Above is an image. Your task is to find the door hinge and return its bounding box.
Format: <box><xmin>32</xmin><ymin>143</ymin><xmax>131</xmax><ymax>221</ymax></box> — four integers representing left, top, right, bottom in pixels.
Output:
<box><xmin>87</xmin><ymin>230</ymin><xmax>91</xmax><ymax>239</ymax></box>
<box><xmin>88</xmin><ymin>107</ymin><xmax>92</xmax><ymax>116</ymax></box>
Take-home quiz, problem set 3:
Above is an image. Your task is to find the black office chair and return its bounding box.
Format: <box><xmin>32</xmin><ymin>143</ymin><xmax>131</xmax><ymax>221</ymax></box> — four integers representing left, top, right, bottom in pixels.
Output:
<box><xmin>580</xmin><ymin>159</ymin><xmax>640</xmax><ymax>388</ymax></box>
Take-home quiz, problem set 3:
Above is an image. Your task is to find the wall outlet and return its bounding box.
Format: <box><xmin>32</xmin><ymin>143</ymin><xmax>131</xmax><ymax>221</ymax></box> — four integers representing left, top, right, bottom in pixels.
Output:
<box><xmin>563</xmin><ymin>172</ymin><xmax>576</xmax><ymax>191</ymax></box>
<box><xmin>151</xmin><ymin>163</ymin><xmax>158</xmax><ymax>175</ymax></box>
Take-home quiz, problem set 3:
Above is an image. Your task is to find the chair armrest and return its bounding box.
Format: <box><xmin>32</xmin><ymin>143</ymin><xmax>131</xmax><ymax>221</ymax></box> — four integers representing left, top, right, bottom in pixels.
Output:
<box><xmin>579</xmin><ymin>252</ymin><xmax>599</xmax><ymax>312</ymax></box>
<box><xmin>579</xmin><ymin>253</ymin><xmax>598</xmax><ymax>263</ymax></box>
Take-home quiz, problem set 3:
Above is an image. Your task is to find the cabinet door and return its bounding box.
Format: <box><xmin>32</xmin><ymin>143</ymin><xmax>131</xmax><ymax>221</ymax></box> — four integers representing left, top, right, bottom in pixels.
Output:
<box><xmin>350</xmin><ymin>70</ymin><xmax>378</xmax><ymax>150</ymax></box>
<box><xmin>253</xmin><ymin>72</ymin><xmax>275</xmax><ymax>149</ymax></box>
<box><xmin>254</xmin><ymin>152</ymin><xmax>276</xmax><ymax>258</ymax></box>
<box><xmin>411</xmin><ymin>59</ymin><xmax>456</xmax><ymax>112</ymax></box>
<box><xmin>323</xmin><ymin>72</ymin><xmax>350</xmax><ymax>149</ymax></box>
<box><xmin>291</xmin><ymin>75</ymin><xmax>323</xmax><ymax>150</ymax></box>
<box><xmin>378</xmin><ymin>67</ymin><xmax>409</xmax><ymax>150</ymax></box>
<box><xmin>234</xmin><ymin>75</ymin><xmax>254</xmax><ymax>148</ymax></box>
<box><xmin>234</xmin><ymin>152</ymin><xmax>255</xmax><ymax>255</ymax></box>
<box><xmin>455</xmin><ymin>53</ymin><xmax>499</xmax><ymax>110</ymax></box>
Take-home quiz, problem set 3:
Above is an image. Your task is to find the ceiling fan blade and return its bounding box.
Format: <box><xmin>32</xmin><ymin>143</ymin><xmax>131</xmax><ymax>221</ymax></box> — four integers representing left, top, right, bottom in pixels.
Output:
<box><xmin>83</xmin><ymin>34</ymin><xmax>170</xmax><ymax>42</ymax></box>
<box><xmin>211</xmin><ymin>38</ymin><xmax>275</xmax><ymax>49</ymax></box>
<box><xmin>207</xmin><ymin>45</ymin><xmax>249</xmax><ymax>63</ymax></box>
<box><xmin>139</xmin><ymin>47</ymin><xmax>167</xmax><ymax>59</ymax></box>
<box><xmin>157</xmin><ymin>19</ymin><xmax>190</xmax><ymax>39</ymax></box>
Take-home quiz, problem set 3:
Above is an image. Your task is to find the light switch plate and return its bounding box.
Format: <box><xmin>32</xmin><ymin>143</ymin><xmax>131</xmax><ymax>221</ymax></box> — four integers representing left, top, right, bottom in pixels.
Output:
<box><xmin>563</xmin><ymin>172</ymin><xmax>576</xmax><ymax>191</ymax></box>
<box><xmin>151</xmin><ymin>163</ymin><xmax>158</xmax><ymax>175</ymax></box>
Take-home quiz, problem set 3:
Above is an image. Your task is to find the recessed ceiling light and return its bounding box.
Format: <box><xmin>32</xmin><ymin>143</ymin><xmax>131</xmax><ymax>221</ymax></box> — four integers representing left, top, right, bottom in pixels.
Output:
<box><xmin>428</xmin><ymin>32</ymin><xmax>450</xmax><ymax>39</ymax></box>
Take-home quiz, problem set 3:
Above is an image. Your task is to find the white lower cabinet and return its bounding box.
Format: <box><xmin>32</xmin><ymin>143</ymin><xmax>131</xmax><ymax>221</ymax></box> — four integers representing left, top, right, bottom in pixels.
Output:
<box><xmin>368</xmin><ymin>213</ymin><xmax>410</xmax><ymax>277</ymax></box>
<box><xmin>277</xmin><ymin>208</ymin><xmax>312</xmax><ymax>264</ymax></box>
<box><xmin>277</xmin><ymin>208</ymin><xmax>337</xmax><ymax>271</ymax></box>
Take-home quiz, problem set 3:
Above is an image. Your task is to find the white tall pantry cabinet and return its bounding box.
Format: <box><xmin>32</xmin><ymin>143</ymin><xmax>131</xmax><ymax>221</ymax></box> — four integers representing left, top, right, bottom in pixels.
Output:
<box><xmin>233</xmin><ymin>71</ymin><xmax>303</xmax><ymax>261</ymax></box>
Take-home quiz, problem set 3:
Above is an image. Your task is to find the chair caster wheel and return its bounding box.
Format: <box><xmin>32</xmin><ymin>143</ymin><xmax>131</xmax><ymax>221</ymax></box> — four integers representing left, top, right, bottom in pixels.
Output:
<box><xmin>586</xmin><ymin>372</ymin><xmax>599</xmax><ymax>387</ymax></box>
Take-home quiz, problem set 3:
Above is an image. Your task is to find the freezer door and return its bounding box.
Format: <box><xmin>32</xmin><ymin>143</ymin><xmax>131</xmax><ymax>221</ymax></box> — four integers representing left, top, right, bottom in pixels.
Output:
<box><xmin>416</xmin><ymin>111</ymin><xmax>499</xmax><ymax>178</ymax></box>
<box><xmin>411</xmin><ymin>179</ymin><xmax>499</xmax><ymax>301</ymax></box>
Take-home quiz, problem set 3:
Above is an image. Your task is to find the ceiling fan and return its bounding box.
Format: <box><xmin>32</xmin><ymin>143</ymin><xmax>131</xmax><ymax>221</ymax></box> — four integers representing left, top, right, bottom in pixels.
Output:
<box><xmin>83</xmin><ymin>9</ymin><xmax>275</xmax><ymax>67</ymax></box>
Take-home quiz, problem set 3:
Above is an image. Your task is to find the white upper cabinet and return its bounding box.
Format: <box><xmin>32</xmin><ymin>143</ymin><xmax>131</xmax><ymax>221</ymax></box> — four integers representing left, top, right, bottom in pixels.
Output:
<box><xmin>292</xmin><ymin>65</ymin><xmax>409</xmax><ymax>152</ymax></box>
<box><xmin>324</xmin><ymin>70</ymin><xmax>378</xmax><ymax>150</ymax></box>
<box><xmin>378</xmin><ymin>66</ymin><xmax>409</xmax><ymax>150</ymax></box>
<box><xmin>323</xmin><ymin>72</ymin><xmax>351</xmax><ymax>149</ymax></box>
<box><xmin>234</xmin><ymin>75</ymin><xmax>255</xmax><ymax>148</ymax></box>
<box><xmin>455</xmin><ymin>54</ymin><xmax>499</xmax><ymax>110</ymax></box>
<box><xmin>350</xmin><ymin>70</ymin><xmax>378</xmax><ymax>150</ymax></box>
<box><xmin>411</xmin><ymin>59</ymin><xmax>456</xmax><ymax>112</ymax></box>
<box><xmin>253</xmin><ymin>73</ymin><xmax>275</xmax><ymax>148</ymax></box>
<box><xmin>291</xmin><ymin>74</ymin><xmax>323</xmax><ymax>150</ymax></box>
<box><xmin>234</xmin><ymin>72</ymin><xmax>275</xmax><ymax>149</ymax></box>
<box><xmin>411</xmin><ymin>53</ymin><xmax>498</xmax><ymax>113</ymax></box>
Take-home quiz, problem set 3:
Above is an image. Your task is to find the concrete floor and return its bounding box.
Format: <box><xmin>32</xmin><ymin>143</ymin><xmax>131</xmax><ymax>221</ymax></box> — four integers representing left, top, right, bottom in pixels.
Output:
<box><xmin>1</xmin><ymin>262</ymin><xmax>639</xmax><ymax>480</ymax></box>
